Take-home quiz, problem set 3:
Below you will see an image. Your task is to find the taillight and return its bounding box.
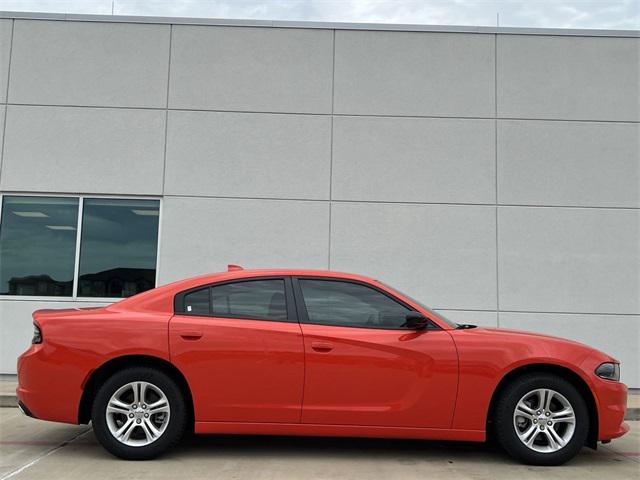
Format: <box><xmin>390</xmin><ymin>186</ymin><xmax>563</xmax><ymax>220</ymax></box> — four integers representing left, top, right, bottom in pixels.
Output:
<box><xmin>32</xmin><ymin>323</ymin><xmax>42</xmax><ymax>344</ymax></box>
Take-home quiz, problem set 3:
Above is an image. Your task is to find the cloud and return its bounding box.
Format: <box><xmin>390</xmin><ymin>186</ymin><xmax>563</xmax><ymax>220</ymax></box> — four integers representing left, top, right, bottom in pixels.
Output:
<box><xmin>0</xmin><ymin>0</ymin><xmax>638</xmax><ymax>29</ymax></box>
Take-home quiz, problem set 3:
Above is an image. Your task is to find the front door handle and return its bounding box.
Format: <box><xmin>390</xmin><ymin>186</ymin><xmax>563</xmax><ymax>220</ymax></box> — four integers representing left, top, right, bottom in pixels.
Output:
<box><xmin>311</xmin><ymin>341</ymin><xmax>334</xmax><ymax>352</ymax></box>
<box><xmin>179</xmin><ymin>331</ymin><xmax>203</xmax><ymax>340</ymax></box>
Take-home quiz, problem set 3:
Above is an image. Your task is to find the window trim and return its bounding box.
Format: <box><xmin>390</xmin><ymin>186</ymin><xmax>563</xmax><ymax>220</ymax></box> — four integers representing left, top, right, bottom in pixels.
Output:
<box><xmin>0</xmin><ymin>192</ymin><xmax>162</xmax><ymax>301</ymax></box>
<box><xmin>292</xmin><ymin>276</ymin><xmax>441</xmax><ymax>331</ymax></box>
<box><xmin>174</xmin><ymin>276</ymin><xmax>298</xmax><ymax>323</ymax></box>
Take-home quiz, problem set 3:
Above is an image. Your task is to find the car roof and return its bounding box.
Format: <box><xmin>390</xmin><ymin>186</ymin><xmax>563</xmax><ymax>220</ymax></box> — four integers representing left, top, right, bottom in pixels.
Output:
<box><xmin>108</xmin><ymin>268</ymin><xmax>379</xmax><ymax>313</ymax></box>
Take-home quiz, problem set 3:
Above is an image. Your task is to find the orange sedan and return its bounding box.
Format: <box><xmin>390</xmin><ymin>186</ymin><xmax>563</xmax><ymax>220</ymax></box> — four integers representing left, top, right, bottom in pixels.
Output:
<box><xmin>17</xmin><ymin>266</ymin><xmax>628</xmax><ymax>464</ymax></box>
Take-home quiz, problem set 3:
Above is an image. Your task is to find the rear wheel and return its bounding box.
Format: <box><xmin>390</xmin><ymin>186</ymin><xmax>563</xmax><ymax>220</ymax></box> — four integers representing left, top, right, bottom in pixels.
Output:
<box><xmin>494</xmin><ymin>373</ymin><xmax>589</xmax><ymax>465</ymax></box>
<box><xmin>91</xmin><ymin>367</ymin><xmax>187</xmax><ymax>459</ymax></box>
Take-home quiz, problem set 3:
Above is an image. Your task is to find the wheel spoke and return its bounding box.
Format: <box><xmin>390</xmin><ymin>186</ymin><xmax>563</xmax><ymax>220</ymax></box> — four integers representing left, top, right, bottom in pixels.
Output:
<box><xmin>131</xmin><ymin>382</ymin><xmax>141</xmax><ymax>404</ymax></box>
<box><xmin>107</xmin><ymin>402</ymin><xmax>130</xmax><ymax>416</ymax></box>
<box><xmin>139</xmin><ymin>382</ymin><xmax>148</xmax><ymax>405</ymax></box>
<box><xmin>143</xmin><ymin>418</ymin><xmax>161</xmax><ymax>439</ymax></box>
<box><xmin>547</xmin><ymin>426</ymin><xmax>566</xmax><ymax>449</ymax></box>
<box><xmin>115</xmin><ymin>418</ymin><xmax>135</xmax><ymax>440</ymax></box>
<box><xmin>515</xmin><ymin>400</ymin><xmax>535</xmax><ymax>418</ymax></box>
<box><xmin>518</xmin><ymin>424</ymin><xmax>539</xmax><ymax>446</ymax></box>
<box><xmin>543</xmin><ymin>389</ymin><xmax>554</xmax><ymax>412</ymax></box>
<box><xmin>148</xmin><ymin>399</ymin><xmax>169</xmax><ymax>415</ymax></box>
<box><xmin>140</xmin><ymin>419</ymin><xmax>158</xmax><ymax>442</ymax></box>
<box><xmin>551</xmin><ymin>408</ymin><xmax>575</xmax><ymax>423</ymax></box>
<box><xmin>543</xmin><ymin>429</ymin><xmax>558</xmax><ymax>450</ymax></box>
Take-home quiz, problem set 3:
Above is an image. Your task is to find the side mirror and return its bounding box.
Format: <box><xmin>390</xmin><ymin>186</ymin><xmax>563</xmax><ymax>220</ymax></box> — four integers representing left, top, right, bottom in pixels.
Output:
<box><xmin>404</xmin><ymin>312</ymin><xmax>428</xmax><ymax>330</ymax></box>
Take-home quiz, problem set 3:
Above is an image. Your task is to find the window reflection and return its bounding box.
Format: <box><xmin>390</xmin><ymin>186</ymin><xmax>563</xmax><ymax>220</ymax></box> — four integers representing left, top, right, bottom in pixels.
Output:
<box><xmin>78</xmin><ymin>198</ymin><xmax>159</xmax><ymax>298</ymax></box>
<box><xmin>0</xmin><ymin>196</ymin><xmax>78</xmax><ymax>296</ymax></box>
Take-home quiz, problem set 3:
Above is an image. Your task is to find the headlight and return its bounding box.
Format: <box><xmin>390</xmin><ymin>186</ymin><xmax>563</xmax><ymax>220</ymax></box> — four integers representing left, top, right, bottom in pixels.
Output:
<box><xmin>32</xmin><ymin>323</ymin><xmax>42</xmax><ymax>344</ymax></box>
<box><xmin>595</xmin><ymin>362</ymin><xmax>620</xmax><ymax>381</ymax></box>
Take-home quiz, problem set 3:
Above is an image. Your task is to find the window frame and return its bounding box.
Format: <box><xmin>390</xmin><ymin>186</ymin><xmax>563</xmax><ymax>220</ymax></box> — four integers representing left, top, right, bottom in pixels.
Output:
<box><xmin>292</xmin><ymin>276</ymin><xmax>441</xmax><ymax>331</ymax></box>
<box><xmin>0</xmin><ymin>192</ymin><xmax>162</xmax><ymax>302</ymax></box>
<box><xmin>174</xmin><ymin>276</ymin><xmax>298</xmax><ymax>323</ymax></box>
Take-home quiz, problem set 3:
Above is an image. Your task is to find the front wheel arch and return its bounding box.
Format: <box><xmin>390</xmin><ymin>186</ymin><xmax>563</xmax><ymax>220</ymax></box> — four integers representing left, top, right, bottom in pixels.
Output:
<box><xmin>78</xmin><ymin>354</ymin><xmax>194</xmax><ymax>430</ymax></box>
<box><xmin>486</xmin><ymin>363</ymin><xmax>599</xmax><ymax>449</ymax></box>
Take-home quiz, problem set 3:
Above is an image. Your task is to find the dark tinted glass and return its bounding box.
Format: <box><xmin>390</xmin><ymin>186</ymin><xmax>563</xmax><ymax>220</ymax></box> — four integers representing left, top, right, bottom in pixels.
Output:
<box><xmin>78</xmin><ymin>198</ymin><xmax>159</xmax><ymax>298</ymax></box>
<box><xmin>299</xmin><ymin>279</ymin><xmax>410</xmax><ymax>328</ymax></box>
<box><xmin>211</xmin><ymin>280</ymin><xmax>287</xmax><ymax>321</ymax></box>
<box><xmin>0</xmin><ymin>196</ymin><xmax>78</xmax><ymax>296</ymax></box>
<box><xmin>183</xmin><ymin>288</ymin><xmax>210</xmax><ymax>315</ymax></box>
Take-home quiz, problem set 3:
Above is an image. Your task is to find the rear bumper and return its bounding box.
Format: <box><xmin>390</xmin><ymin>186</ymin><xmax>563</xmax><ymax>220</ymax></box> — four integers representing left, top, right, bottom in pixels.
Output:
<box><xmin>17</xmin><ymin>344</ymin><xmax>83</xmax><ymax>424</ymax></box>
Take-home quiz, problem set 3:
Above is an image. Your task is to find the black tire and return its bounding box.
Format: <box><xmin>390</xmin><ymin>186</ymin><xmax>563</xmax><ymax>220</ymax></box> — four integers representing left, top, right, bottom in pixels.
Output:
<box><xmin>91</xmin><ymin>367</ymin><xmax>187</xmax><ymax>460</ymax></box>
<box><xmin>494</xmin><ymin>373</ymin><xmax>589</xmax><ymax>466</ymax></box>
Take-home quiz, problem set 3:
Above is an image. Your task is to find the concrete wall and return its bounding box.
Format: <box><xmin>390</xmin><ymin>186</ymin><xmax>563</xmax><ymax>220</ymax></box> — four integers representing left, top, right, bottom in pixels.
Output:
<box><xmin>0</xmin><ymin>16</ymin><xmax>638</xmax><ymax>385</ymax></box>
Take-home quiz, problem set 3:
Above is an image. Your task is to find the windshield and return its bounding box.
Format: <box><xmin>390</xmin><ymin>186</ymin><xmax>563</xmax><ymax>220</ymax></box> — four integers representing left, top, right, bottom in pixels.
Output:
<box><xmin>378</xmin><ymin>282</ymin><xmax>459</xmax><ymax>328</ymax></box>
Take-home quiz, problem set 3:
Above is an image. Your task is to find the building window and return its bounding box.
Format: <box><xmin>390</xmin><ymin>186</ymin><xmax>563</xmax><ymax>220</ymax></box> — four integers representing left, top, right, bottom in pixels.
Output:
<box><xmin>0</xmin><ymin>195</ymin><xmax>160</xmax><ymax>299</ymax></box>
<box><xmin>0</xmin><ymin>196</ymin><xmax>78</xmax><ymax>296</ymax></box>
<box><xmin>78</xmin><ymin>198</ymin><xmax>160</xmax><ymax>298</ymax></box>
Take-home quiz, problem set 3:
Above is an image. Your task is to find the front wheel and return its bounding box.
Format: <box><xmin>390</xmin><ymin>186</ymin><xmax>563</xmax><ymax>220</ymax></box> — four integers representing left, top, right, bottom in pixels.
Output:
<box><xmin>91</xmin><ymin>367</ymin><xmax>187</xmax><ymax>459</ymax></box>
<box><xmin>494</xmin><ymin>373</ymin><xmax>589</xmax><ymax>465</ymax></box>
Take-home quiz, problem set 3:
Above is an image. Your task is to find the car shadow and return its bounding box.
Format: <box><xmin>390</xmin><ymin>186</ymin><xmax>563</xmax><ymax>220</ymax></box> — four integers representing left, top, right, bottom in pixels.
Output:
<box><xmin>171</xmin><ymin>433</ymin><xmax>504</xmax><ymax>462</ymax></box>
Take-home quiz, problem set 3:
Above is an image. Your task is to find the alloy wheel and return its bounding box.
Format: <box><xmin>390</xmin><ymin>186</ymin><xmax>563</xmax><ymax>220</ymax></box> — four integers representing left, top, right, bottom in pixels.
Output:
<box><xmin>105</xmin><ymin>381</ymin><xmax>171</xmax><ymax>447</ymax></box>
<box><xmin>512</xmin><ymin>388</ymin><xmax>576</xmax><ymax>453</ymax></box>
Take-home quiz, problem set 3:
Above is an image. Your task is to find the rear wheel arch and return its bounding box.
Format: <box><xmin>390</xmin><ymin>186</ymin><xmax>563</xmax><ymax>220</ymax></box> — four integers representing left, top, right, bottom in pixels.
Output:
<box><xmin>78</xmin><ymin>354</ymin><xmax>194</xmax><ymax>429</ymax></box>
<box><xmin>486</xmin><ymin>363</ymin><xmax>599</xmax><ymax>449</ymax></box>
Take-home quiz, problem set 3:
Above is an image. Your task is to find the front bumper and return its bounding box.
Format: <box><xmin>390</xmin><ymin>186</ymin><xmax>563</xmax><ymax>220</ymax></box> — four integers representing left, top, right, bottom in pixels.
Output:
<box><xmin>594</xmin><ymin>377</ymin><xmax>628</xmax><ymax>441</ymax></box>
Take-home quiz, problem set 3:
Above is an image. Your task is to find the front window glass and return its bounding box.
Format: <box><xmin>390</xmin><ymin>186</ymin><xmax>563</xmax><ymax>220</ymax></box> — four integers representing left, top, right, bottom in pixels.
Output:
<box><xmin>78</xmin><ymin>198</ymin><xmax>159</xmax><ymax>298</ymax></box>
<box><xmin>211</xmin><ymin>279</ymin><xmax>287</xmax><ymax>321</ymax></box>
<box><xmin>0</xmin><ymin>196</ymin><xmax>78</xmax><ymax>296</ymax></box>
<box><xmin>299</xmin><ymin>279</ymin><xmax>411</xmax><ymax>328</ymax></box>
<box><xmin>378</xmin><ymin>282</ymin><xmax>458</xmax><ymax>328</ymax></box>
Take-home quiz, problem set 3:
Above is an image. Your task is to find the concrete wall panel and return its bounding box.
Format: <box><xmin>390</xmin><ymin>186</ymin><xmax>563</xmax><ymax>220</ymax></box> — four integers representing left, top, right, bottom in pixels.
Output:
<box><xmin>498</xmin><ymin>207</ymin><xmax>640</xmax><ymax>314</ymax></box>
<box><xmin>158</xmin><ymin>196</ymin><xmax>330</xmax><ymax>283</ymax></box>
<box><xmin>0</xmin><ymin>106</ymin><xmax>166</xmax><ymax>194</ymax></box>
<box><xmin>499</xmin><ymin>312</ymin><xmax>640</xmax><ymax>386</ymax></box>
<box><xmin>9</xmin><ymin>20</ymin><xmax>170</xmax><ymax>108</ymax></box>
<box><xmin>332</xmin><ymin>116</ymin><xmax>495</xmax><ymax>203</ymax></box>
<box><xmin>169</xmin><ymin>25</ymin><xmax>333</xmax><ymax>113</ymax></box>
<box><xmin>498</xmin><ymin>120</ymin><xmax>640</xmax><ymax>208</ymax></box>
<box><xmin>330</xmin><ymin>202</ymin><xmax>497</xmax><ymax>310</ymax></box>
<box><xmin>334</xmin><ymin>30</ymin><xmax>494</xmax><ymax>117</ymax></box>
<box><xmin>165</xmin><ymin>111</ymin><xmax>331</xmax><ymax>199</ymax></box>
<box><xmin>498</xmin><ymin>35</ymin><xmax>640</xmax><ymax>121</ymax></box>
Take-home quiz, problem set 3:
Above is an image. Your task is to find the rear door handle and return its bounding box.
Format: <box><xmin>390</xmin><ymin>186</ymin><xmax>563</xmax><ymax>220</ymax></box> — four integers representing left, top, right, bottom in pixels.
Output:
<box><xmin>179</xmin><ymin>331</ymin><xmax>203</xmax><ymax>340</ymax></box>
<box><xmin>311</xmin><ymin>341</ymin><xmax>334</xmax><ymax>352</ymax></box>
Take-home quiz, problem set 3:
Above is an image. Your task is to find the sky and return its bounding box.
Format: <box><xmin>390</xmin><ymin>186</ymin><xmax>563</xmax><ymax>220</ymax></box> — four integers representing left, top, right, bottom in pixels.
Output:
<box><xmin>0</xmin><ymin>0</ymin><xmax>638</xmax><ymax>29</ymax></box>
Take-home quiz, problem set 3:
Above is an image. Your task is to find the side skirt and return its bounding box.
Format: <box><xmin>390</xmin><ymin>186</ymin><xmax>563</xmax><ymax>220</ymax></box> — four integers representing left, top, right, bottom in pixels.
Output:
<box><xmin>195</xmin><ymin>422</ymin><xmax>485</xmax><ymax>442</ymax></box>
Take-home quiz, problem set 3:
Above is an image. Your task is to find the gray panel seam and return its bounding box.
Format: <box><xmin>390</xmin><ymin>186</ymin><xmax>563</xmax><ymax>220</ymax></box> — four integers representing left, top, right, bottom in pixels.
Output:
<box><xmin>0</xmin><ymin>19</ymin><xmax>14</xmax><ymax>180</ymax></box>
<box><xmin>327</xmin><ymin>28</ymin><xmax>336</xmax><ymax>270</ymax></box>
<box><xmin>494</xmin><ymin>32</ymin><xmax>500</xmax><ymax>328</ymax></box>
<box><xmin>157</xmin><ymin>24</ymin><xmax>173</xmax><ymax>283</ymax></box>
<box><xmin>155</xmin><ymin>195</ymin><xmax>638</xmax><ymax>210</ymax></box>
<box><xmin>1</xmin><ymin>190</ymin><xmax>637</xmax><ymax>210</ymax></box>
<box><xmin>435</xmin><ymin>308</ymin><xmax>640</xmax><ymax>317</ymax></box>
<box><xmin>1</xmin><ymin>102</ymin><xmax>638</xmax><ymax>124</ymax></box>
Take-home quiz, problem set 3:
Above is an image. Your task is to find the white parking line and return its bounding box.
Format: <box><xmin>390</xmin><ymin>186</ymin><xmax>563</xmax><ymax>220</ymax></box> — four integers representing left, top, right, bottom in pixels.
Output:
<box><xmin>0</xmin><ymin>428</ymin><xmax>92</xmax><ymax>480</ymax></box>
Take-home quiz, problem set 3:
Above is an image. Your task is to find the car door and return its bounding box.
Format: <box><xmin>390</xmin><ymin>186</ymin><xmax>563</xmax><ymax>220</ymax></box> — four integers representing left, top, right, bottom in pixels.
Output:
<box><xmin>170</xmin><ymin>277</ymin><xmax>304</xmax><ymax>423</ymax></box>
<box><xmin>294</xmin><ymin>277</ymin><xmax>458</xmax><ymax>429</ymax></box>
